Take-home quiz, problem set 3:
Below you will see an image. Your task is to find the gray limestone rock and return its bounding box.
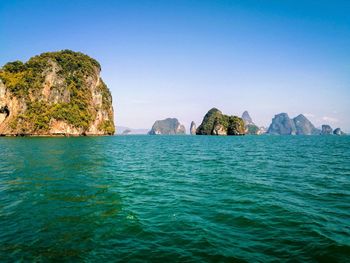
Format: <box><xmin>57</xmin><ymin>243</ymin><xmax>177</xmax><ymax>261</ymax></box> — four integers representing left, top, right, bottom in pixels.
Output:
<box><xmin>293</xmin><ymin>114</ymin><xmax>320</xmax><ymax>135</ymax></box>
<box><xmin>267</xmin><ymin>113</ymin><xmax>296</xmax><ymax>135</ymax></box>
<box><xmin>149</xmin><ymin>118</ymin><xmax>186</xmax><ymax>135</ymax></box>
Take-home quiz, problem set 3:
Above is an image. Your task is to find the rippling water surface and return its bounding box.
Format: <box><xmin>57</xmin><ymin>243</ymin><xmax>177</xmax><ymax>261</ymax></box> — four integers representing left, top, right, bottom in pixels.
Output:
<box><xmin>0</xmin><ymin>136</ymin><xmax>349</xmax><ymax>262</ymax></box>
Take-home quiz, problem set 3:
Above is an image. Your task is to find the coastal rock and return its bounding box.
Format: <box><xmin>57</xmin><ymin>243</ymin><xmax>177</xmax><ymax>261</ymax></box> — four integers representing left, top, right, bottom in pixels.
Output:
<box><xmin>148</xmin><ymin>118</ymin><xmax>186</xmax><ymax>135</ymax></box>
<box><xmin>0</xmin><ymin>50</ymin><xmax>115</xmax><ymax>136</ymax></box>
<box><xmin>293</xmin><ymin>114</ymin><xmax>320</xmax><ymax>135</ymax></box>
<box><xmin>321</xmin><ymin>125</ymin><xmax>333</xmax><ymax>135</ymax></box>
<box><xmin>258</xmin><ymin>126</ymin><xmax>267</xmax><ymax>135</ymax></box>
<box><xmin>227</xmin><ymin>116</ymin><xmax>246</xmax><ymax>135</ymax></box>
<box><xmin>267</xmin><ymin>113</ymin><xmax>296</xmax><ymax>135</ymax></box>
<box><xmin>213</xmin><ymin>123</ymin><xmax>226</xmax><ymax>135</ymax></box>
<box><xmin>241</xmin><ymin>111</ymin><xmax>259</xmax><ymax>135</ymax></box>
<box><xmin>333</xmin><ymin>128</ymin><xmax>345</xmax><ymax>135</ymax></box>
<box><xmin>190</xmin><ymin>121</ymin><xmax>196</xmax><ymax>135</ymax></box>
<box><xmin>196</xmin><ymin>108</ymin><xmax>245</xmax><ymax>136</ymax></box>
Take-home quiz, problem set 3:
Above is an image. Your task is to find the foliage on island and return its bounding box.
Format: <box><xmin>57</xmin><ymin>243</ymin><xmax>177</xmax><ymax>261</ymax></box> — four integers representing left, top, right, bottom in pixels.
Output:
<box><xmin>246</xmin><ymin>124</ymin><xmax>260</xmax><ymax>135</ymax></box>
<box><xmin>196</xmin><ymin>108</ymin><xmax>245</xmax><ymax>135</ymax></box>
<box><xmin>0</xmin><ymin>50</ymin><xmax>115</xmax><ymax>135</ymax></box>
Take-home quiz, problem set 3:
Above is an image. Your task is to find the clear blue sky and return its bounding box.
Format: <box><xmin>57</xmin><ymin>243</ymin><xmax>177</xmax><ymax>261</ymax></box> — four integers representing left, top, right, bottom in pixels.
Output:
<box><xmin>1</xmin><ymin>0</ymin><xmax>349</xmax><ymax>131</ymax></box>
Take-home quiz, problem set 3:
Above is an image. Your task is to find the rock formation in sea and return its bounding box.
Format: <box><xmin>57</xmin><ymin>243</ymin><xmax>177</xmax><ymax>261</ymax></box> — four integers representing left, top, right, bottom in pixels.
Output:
<box><xmin>241</xmin><ymin>110</ymin><xmax>260</xmax><ymax>135</ymax></box>
<box><xmin>293</xmin><ymin>114</ymin><xmax>320</xmax><ymax>135</ymax></box>
<box><xmin>148</xmin><ymin>118</ymin><xmax>186</xmax><ymax>135</ymax></box>
<box><xmin>121</xmin><ymin>129</ymin><xmax>132</xmax><ymax>135</ymax></box>
<box><xmin>267</xmin><ymin>113</ymin><xmax>323</xmax><ymax>135</ymax></box>
<box><xmin>242</xmin><ymin>110</ymin><xmax>253</xmax><ymax>125</ymax></box>
<box><xmin>190</xmin><ymin>121</ymin><xmax>196</xmax><ymax>135</ymax></box>
<box><xmin>333</xmin><ymin>128</ymin><xmax>345</xmax><ymax>135</ymax></box>
<box><xmin>0</xmin><ymin>50</ymin><xmax>115</xmax><ymax>136</ymax></box>
<box><xmin>267</xmin><ymin>113</ymin><xmax>296</xmax><ymax>135</ymax></box>
<box><xmin>321</xmin><ymin>125</ymin><xmax>333</xmax><ymax>135</ymax></box>
<box><xmin>196</xmin><ymin>108</ymin><xmax>245</xmax><ymax>136</ymax></box>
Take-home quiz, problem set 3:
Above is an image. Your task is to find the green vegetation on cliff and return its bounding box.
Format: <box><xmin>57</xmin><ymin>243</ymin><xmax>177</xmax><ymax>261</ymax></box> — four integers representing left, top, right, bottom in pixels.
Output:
<box><xmin>246</xmin><ymin>124</ymin><xmax>260</xmax><ymax>135</ymax></box>
<box><xmin>0</xmin><ymin>50</ymin><xmax>114</xmax><ymax>135</ymax></box>
<box><xmin>196</xmin><ymin>108</ymin><xmax>245</xmax><ymax>135</ymax></box>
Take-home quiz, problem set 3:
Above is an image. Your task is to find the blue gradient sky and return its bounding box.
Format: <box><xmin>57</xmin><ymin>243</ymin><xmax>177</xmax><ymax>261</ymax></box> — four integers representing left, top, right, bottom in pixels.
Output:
<box><xmin>1</xmin><ymin>0</ymin><xmax>349</xmax><ymax>131</ymax></box>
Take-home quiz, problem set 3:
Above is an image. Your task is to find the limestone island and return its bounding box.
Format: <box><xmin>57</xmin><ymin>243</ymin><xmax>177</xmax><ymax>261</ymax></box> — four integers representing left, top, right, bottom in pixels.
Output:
<box><xmin>149</xmin><ymin>118</ymin><xmax>186</xmax><ymax>135</ymax></box>
<box><xmin>196</xmin><ymin>108</ymin><xmax>245</xmax><ymax>135</ymax></box>
<box><xmin>266</xmin><ymin>113</ymin><xmax>346</xmax><ymax>135</ymax></box>
<box><xmin>0</xmin><ymin>50</ymin><xmax>115</xmax><ymax>136</ymax></box>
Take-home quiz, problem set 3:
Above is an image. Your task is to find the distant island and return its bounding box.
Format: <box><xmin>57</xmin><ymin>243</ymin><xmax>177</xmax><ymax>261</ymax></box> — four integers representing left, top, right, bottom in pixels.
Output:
<box><xmin>0</xmin><ymin>50</ymin><xmax>115</xmax><ymax>136</ymax></box>
<box><xmin>148</xmin><ymin>118</ymin><xmax>186</xmax><ymax>135</ymax></box>
<box><xmin>1</xmin><ymin>50</ymin><xmax>346</xmax><ymax>137</ymax></box>
<box><xmin>144</xmin><ymin>109</ymin><xmax>346</xmax><ymax>136</ymax></box>
<box><xmin>196</xmin><ymin>108</ymin><xmax>245</xmax><ymax>136</ymax></box>
<box><xmin>267</xmin><ymin>113</ymin><xmax>345</xmax><ymax>135</ymax></box>
<box><xmin>116</xmin><ymin>126</ymin><xmax>149</xmax><ymax>135</ymax></box>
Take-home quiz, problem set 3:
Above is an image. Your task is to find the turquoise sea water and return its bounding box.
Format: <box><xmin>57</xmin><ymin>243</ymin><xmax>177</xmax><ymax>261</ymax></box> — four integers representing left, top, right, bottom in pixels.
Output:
<box><xmin>0</xmin><ymin>135</ymin><xmax>349</xmax><ymax>262</ymax></box>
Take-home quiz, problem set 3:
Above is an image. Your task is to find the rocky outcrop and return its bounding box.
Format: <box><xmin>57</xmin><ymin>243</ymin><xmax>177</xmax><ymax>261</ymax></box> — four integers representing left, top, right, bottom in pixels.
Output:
<box><xmin>190</xmin><ymin>121</ymin><xmax>196</xmax><ymax>135</ymax></box>
<box><xmin>148</xmin><ymin>118</ymin><xmax>186</xmax><ymax>135</ymax></box>
<box><xmin>333</xmin><ymin>128</ymin><xmax>345</xmax><ymax>135</ymax></box>
<box><xmin>267</xmin><ymin>113</ymin><xmax>296</xmax><ymax>135</ymax></box>
<box><xmin>293</xmin><ymin>114</ymin><xmax>320</xmax><ymax>135</ymax></box>
<box><xmin>0</xmin><ymin>50</ymin><xmax>115</xmax><ymax>136</ymax></box>
<box><xmin>241</xmin><ymin>111</ymin><xmax>260</xmax><ymax>135</ymax></box>
<box><xmin>196</xmin><ymin>108</ymin><xmax>245</xmax><ymax>136</ymax></box>
<box><xmin>242</xmin><ymin>111</ymin><xmax>253</xmax><ymax>125</ymax></box>
<box><xmin>267</xmin><ymin>113</ymin><xmax>347</xmax><ymax>136</ymax></box>
<box><xmin>267</xmin><ymin>113</ymin><xmax>322</xmax><ymax>135</ymax></box>
<box><xmin>321</xmin><ymin>125</ymin><xmax>333</xmax><ymax>135</ymax></box>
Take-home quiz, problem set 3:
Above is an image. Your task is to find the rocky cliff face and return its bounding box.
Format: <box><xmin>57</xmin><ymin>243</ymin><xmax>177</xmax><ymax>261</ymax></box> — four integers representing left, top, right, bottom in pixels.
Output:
<box><xmin>293</xmin><ymin>114</ymin><xmax>320</xmax><ymax>135</ymax></box>
<box><xmin>190</xmin><ymin>121</ymin><xmax>196</xmax><ymax>135</ymax></box>
<box><xmin>148</xmin><ymin>118</ymin><xmax>186</xmax><ymax>135</ymax></box>
<box><xmin>196</xmin><ymin>108</ymin><xmax>245</xmax><ymax>136</ymax></box>
<box><xmin>321</xmin><ymin>125</ymin><xmax>333</xmax><ymax>135</ymax></box>
<box><xmin>267</xmin><ymin>113</ymin><xmax>296</xmax><ymax>135</ymax></box>
<box><xmin>267</xmin><ymin>113</ymin><xmax>346</xmax><ymax>136</ymax></box>
<box><xmin>0</xmin><ymin>50</ymin><xmax>115</xmax><ymax>136</ymax></box>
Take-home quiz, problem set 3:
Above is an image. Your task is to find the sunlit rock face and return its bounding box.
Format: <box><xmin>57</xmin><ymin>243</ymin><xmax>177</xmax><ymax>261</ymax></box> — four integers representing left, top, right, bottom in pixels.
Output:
<box><xmin>0</xmin><ymin>50</ymin><xmax>115</xmax><ymax>136</ymax></box>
